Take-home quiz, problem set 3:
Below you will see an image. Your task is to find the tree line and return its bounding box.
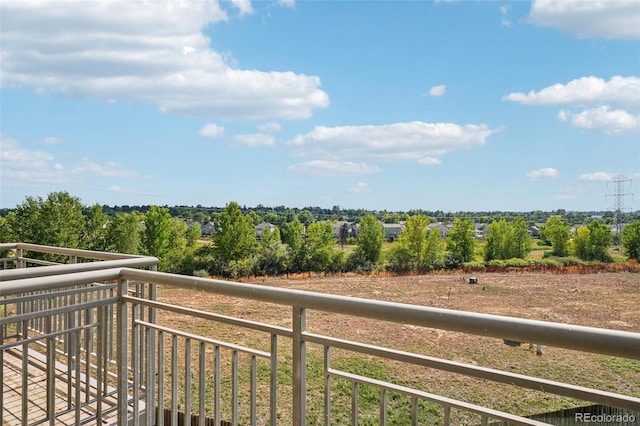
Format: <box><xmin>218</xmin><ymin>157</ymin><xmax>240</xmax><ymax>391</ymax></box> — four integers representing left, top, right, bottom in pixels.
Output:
<box><xmin>1</xmin><ymin>192</ymin><xmax>639</xmax><ymax>277</ymax></box>
<box><xmin>4</xmin><ymin>202</ymin><xmax>638</xmax><ymax>228</ymax></box>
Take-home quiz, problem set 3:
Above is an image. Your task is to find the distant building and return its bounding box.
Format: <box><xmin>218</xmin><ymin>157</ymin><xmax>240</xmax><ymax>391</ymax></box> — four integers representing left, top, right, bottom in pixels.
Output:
<box><xmin>201</xmin><ymin>221</ymin><xmax>215</xmax><ymax>236</ymax></box>
<box><xmin>427</xmin><ymin>222</ymin><xmax>450</xmax><ymax>238</ymax></box>
<box><xmin>255</xmin><ymin>222</ymin><xmax>276</xmax><ymax>239</ymax></box>
<box><xmin>382</xmin><ymin>223</ymin><xmax>405</xmax><ymax>241</ymax></box>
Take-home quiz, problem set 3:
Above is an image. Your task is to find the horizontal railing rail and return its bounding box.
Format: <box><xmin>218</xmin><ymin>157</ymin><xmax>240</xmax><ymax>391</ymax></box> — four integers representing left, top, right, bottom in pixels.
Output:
<box><xmin>0</xmin><ymin>242</ymin><xmax>158</xmax><ymax>275</ymax></box>
<box><xmin>120</xmin><ymin>268</ymin><xmax>640</xmax><ymax>360</ymax></box>
<box><xmin>2</xmin><ymin>263</ymin><xmax>639</xmax><ymax>425</ymax></box>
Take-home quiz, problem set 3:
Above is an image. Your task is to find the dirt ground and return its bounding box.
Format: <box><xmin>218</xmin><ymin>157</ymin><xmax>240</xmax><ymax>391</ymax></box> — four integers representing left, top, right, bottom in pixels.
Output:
<box><xmin>155</xmin><ymin>271</ymin><xmax>640</xmax><ymax>422</ymax></box>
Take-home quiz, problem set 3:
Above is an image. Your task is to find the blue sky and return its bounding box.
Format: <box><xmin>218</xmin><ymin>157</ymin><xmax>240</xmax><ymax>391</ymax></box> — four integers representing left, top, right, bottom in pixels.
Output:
<box><xmin>1</xmin><ymin>0</ymin><xmax>639</xmax><ymax>212</ymax></box>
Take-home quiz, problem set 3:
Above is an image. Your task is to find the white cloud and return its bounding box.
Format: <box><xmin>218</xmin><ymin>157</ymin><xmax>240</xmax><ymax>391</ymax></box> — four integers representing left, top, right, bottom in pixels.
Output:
<box><xmin>557</xmin><ymin>106</ymin><xmax>639</xmax><ymax>135</ymax></box>
<box><xmin>234</xmin><ymin>133</ymin><xmax>275</xmax><ymax>147</ymax></box>
<box><xmin>578</xmin><ymin>172</ymin><xmax>640</xmax><ymax>182</ymax></box>
<box><xmin>429</xmin><ymin>84</ymin><xmax>446</xmax><ymax>97</ymax></box>
<box><xmin>0</xmin><ymin>134</ymin><xmax>142</xmax><ymax>187</ymax></box>
<box><xmin>289</xmin><ymin>121</ymin><xmax>495</xmax><ymax>164</ymax></box>
<box><xmin>230</xmin><ymin>0</ymin><xmax>254</xmax><ymax>15</ymax></box>
<box><xmin>72</xmin><ymin>159</ymin><xmax>140</xmax><ymax>179</ymax></box>
<box><xmin>418</xmin><ymin>157</ymin><xmax>441</xmax><ymax>166</ymax></box>
<box><xmin>505</xmin><ymin>76</ymin><xmax>640</xmax><ymax>135</ymax></box>
<box><xmin>0</xmin><ymin>1</ymin><xmax>329</xmax><ymax>121</ymax></box>
<box><xmin>105</xmin><ymin>185</ymin><xmax>123</xmax><ymax>192</ymax></box>
<box><xmin>288</xmin><ymin>160</ymin><xmax>381</xmax><ymax>177</ymax></box>
<box><xmin>199</xmin><ymin>123</ymin><xmax>225</xmax><ymax>138</ymax></box>
<box><xmin>528</xmin><ymin>0</ymin><xmax>640</xmax><ymax>40</ymax></box>
<box><xmin>579</xmin><ymin>172</ymin><xmax>616</xmax><ymax>181</ymax></box>
<box><xmin>42</xmin><ymin>136</ymin><xmax>63</xmax><ymax>145</ymax></box>
<box><xmin>500</xmin><ymin>5</ymin><xmax>513</xmax><ymax>27</ymax></box>
<box><xmin>504</xmin><ymin>76</ymin><xmax>640</xmax><ymax>109</ymax></box>
<box><xmin>277</xmin><ymin>0</ymin><xmax>296</xmax><ymax>8</ymax></box>
<box><xmin>258</xmin><ymin>122</ymin><xmax>282</xmax><ymax>133</ymax></box>
<box><xmin>348</xmin><ymin>182</ymin><xmax>372</xmax><ymax>193</ymax></box>
<box><xmin>525</xmin><ymin>168</ymin><xmax>559</xmax><ymax>180</ymax></box>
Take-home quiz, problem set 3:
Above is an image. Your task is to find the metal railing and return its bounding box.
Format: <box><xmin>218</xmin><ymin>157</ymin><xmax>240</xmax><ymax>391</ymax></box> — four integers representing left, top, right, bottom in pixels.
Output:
<box><xmin>1</xmin><ymin>244</ymin><xmax>158</xmax><ymax>425</ymax></box>
<box><xmin>1</xmin><ymin>245</ymin><xmax>639</xmax><ymax>425</ymax></box>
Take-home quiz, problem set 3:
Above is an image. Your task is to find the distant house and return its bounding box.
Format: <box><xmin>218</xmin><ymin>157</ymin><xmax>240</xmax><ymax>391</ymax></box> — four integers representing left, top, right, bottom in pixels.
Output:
<box><xmin>382</xmin><ymin>223</ymin><xmax>405</xmax><ymax>241</ymax></box>
<box><xmin>528</xmin><ymin>225</ymin><xmax>540</xmax><ymax>238</ymax></box>
<box><xmin>474</xmin><ymin>223</ymin><xmax>489</xmax><ymax>239</ymax></box>
<box><xmin>255</xmin><ymin>222</ymin><xmax>276</xmax><ymax>239</ymax></box>
<box><xmin>427</xmin><ymin>222</ymin><xmax>450</xmax><ymax>238</ymax></box>
<box><xmin>201</xmin><ymin>221</ymin><xmax>215</xmax><ymax>236</ymax></box>
<box><xmin>331</xmin><ymin>222</ymin><xmax>357</xmax><ymax>241</ymax></box>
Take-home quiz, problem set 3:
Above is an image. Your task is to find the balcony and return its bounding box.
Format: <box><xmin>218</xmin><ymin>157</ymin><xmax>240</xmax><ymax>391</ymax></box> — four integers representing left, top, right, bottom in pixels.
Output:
<box><xmin>1</xmin><ymin>243</ymin><xmax>639</xmax><ymax>425</ymax></box>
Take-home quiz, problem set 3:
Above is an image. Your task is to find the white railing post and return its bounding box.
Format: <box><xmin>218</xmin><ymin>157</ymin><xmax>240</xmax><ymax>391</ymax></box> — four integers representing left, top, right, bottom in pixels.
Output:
<box><xmin>117</xmin><ymin>278</ymin><xmax>130</xmax><ymax>426</ymax></box>
<box><xmin>293</xmin><ymin>306</ymin><xmax>307</xmax><ymax>426</ymax></box>
<box><xmin>16</xmin><ymin>247</ymin><xmax>24</xmax><ymax>268</ymax></box>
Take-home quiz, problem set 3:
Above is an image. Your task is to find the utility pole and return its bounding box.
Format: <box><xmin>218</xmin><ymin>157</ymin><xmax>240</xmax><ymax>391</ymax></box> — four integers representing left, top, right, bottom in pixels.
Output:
<box><xmin>606</xmin><ymin>175</ymin><xmax>633</xmax><ymax>245</ymax></box>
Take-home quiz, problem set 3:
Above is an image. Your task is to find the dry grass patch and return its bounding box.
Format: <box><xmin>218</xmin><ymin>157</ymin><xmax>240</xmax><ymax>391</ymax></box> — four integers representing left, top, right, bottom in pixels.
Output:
<box><xmin>154</xmin><ymin>271</ymin><xmax>640</xmax><ymax>424</ymax></box>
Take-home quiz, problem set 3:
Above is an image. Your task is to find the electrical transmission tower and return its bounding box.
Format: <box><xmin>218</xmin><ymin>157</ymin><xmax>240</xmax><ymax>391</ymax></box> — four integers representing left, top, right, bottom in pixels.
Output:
<box><xmin>606</xmin><ymin>175</ymin><xmax>633</xmax><ymax>243</ymax></box>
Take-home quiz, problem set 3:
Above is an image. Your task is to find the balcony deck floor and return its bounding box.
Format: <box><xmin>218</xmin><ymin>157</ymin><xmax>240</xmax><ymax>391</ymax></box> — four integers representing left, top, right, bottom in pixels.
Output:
<box><xmin>2</xmin><ymin>347</ymin><xmax>120</xmax><ymax>425</ymax></box>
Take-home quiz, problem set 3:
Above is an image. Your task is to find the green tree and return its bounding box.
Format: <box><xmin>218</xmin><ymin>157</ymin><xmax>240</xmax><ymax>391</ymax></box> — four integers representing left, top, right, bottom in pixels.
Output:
<box><xmin>247</xmin><ymin>210</ymin><xmax>263</xmax><ymax>226</ymax></box>
<box><xmin>424</xmin><ymin>228</ymin><xmax>444</xmax><ymax>267</ymax></box>
<box><xmin>573</xmin><ymin>221</ymin><xmax>612</xmax><ymax>262</ymax></box>
<box><xmin>297</xmin><ymin>210</ymin><xmax>315</xmax><ymax>227</ymax></box>
<box><xmin>447</xmin><ymin>218</ymin><xmax>475</xmax><ymax>262</ymax></box>
<box><xmin>83</xmin><ymin>204</ymin><xmax>109</xmax><ymax>251</ymax></box>
<box><xmin>509</xmin><ymin>217</ymin><xmax>532</xmax><ymax>259</ymax></box>
<box><xmin>621</xmin><ymin>220</ymin><xmax>640</xmax><ymax>261</ymax></box>
<box><xmin>304</xmin><ymin>221</ymin><xmax>337</xmax><ymax>273</ymax></box>
<box><xmin>186</xmin><ymin>222</ymin><xmax>202</xmax><ymax>248</ymax></box>
<box><xmin>211</xmin><ymin>201</ymin><xmax>256</xmax><ymax>264</ymax></box>
<box><xmin>485</xmin><ymin>218</ymin><xmax>531</xmax><ymax>261</ymax></box>
<box><xmin>281</xmin><ymin>216</ymin><xmax>306</xmax><ymax>273</ymax></box>
<box><xmin>354</xmin><ymin>215</ymin><xmax>384</xmax><ymax>265</ymax></box>
<box><xmin>386</xmin><ymin>215</ymin><xmax>443</xmax><ymax>272</ymax></box>
<box><xmin>255</xmin><ymin>227</ymin><xmax>290</xmax><ymax>276</ymax></box>
<box><xmin>143</xmin><ymin>206</ymin><xmax>174</xmax><ymax>267</ymax></box>
<box><xmin>541</xmin><ymin>216</ymin><xmax>571</xmax><ymax>257</ymax></box>
<box><xmin>105</xmin><ymin>212</ymin><xmax>141</xmax><ymax>254</ymax></box>
<box><xmin>0</xmin><ymin>216</ymin><xmax>12</xmax><ymax>258</ymax></box>
<box><xmin>401</xmin><ymin>215</ymin><xmax>429</xmax><ymax>269</ymax></box>
<box><xmin>7</xmin><ymin>192</ymin><xmax>85</xmax><ymax>260</ymax></box>
<box><xmin>484</xmin><ymin>219</ymin><xmax>510</xmax><ymax>261</ymax></box>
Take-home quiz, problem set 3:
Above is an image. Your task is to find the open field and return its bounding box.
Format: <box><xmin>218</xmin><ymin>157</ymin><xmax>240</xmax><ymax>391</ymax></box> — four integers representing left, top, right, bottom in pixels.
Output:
<box><xmin>156</xmin><ymin>271</ymin><xmax>640</xmax><ymax>424</ymax></box>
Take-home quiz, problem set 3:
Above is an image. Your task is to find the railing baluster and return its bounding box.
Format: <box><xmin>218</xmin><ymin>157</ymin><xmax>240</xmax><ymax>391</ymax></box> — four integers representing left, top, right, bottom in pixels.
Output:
<box><xmin>380</xmin><ymin>388</ymin><xmax>387</xmax><ymax>426</ymax></box>
<box><xmin>270</xmin><ymin>334</ymin><xmax>278</xmax><ymax>426</ymax></box>
<box><xmin>324</xmin><ymin>345</ymin><xmax>331</xmax><ymax>426</ymax></box>
<box><xmin>21</xmin><ymin>319</ymin><xmax>29</xmax><ymax>426</ymax></box>
<box><xmin>132</xmin><ymin>299</ymin><xmax>140</xmax><ymax>426</ymax></box>
<box><xmin>46</xmin><ymin>315</ymin><xmax>56</xmax><ymax>425</ymax></box>
<box><xmin>214</xmin><ymin>345</ymin><xmax>221</xmax><ymax>426</ymax></box>
<box><xmin>352</xmin><ymin>381</ymin><xmax>359</xmax><ymax>426</ymax></box>
<box><xmin>171</xmin><ymin>335</ymin><xmax>178</xmax><ymax>426</ymax></box>
<box><xmin>157</xmin><ymin>330</ymin><xmax>165</xmax><ymax>426</ymax></box>
<box><xmin>443</xmin><ymin>405</ymin><xmax>451</xmax><ymax>426</ymax></box>
<box><xmin>96</xmin><ymin>305</ymin><xmax>104</xmax><ymax>425</ymax></box>
<box><xmin>232</xmin><ymin>349</ymin><xmax>239</xmax><ymax>426</ymax></box>
<box><xmin>292</xmin><ymin>306</ymin><xmax>307</xmax><ymax>426</ymax></box>
<box><xmin>117</xmin><ymin>278</ymin><xmax>130</xmax><ymax>426</ymax></box>
<box><xmin>250</xmin><ymin>354</ymin><xmax>257</xmax><ymax>426</ymax></box>
<box><xmin>411</xmin><ymin>396</ymin><xmax>418</xmax><ymax>426</ymax></box>
<box><xmin>199</xmin><ymin>341</ymin><xmax>206</xmax><ymax>426</ymax></box>
<box><xmin>74</xmin><ymin>328</ymin><xmax>82</xmax><ymax>426</ymax></box>
<box><xmin>185</xmin><ymin>338</ymin><xmax>192</xmax><ymax>426</ymax></box>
